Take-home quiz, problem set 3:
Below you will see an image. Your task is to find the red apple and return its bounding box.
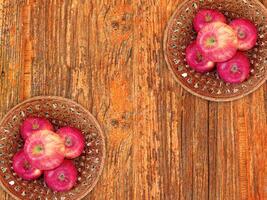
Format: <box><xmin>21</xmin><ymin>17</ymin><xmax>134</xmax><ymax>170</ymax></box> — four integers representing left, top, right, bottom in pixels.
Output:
<box><xmin>217</xmin><ymin>52</ymin><xmax>250</xmax><ymax>83</ymax></box>
<box><xmin>186</xmin><ymin>41</ymin><xmax>215</xmax><ymax>73</ymax></box>
<box><xmin>197</xmin><ymin>22</ymin><xmax>238</xmax><ymax>62</ymax></box>
<box><xmin>57</xmin><ymin>127</ymin><xmax>85</xmax><ymax>159</ymax></box>
<box><xmin>12</xmin><ymin>150</ymin><xmax>42</xmax><ymax>180</ymax></box>
<box><xmin>20</xmin><ymin>117</ymin><xmax>54</xmax><ymax>140</ymax></box>
<box><xmin>193</xmin><ymin>9</ymin><xmax>227</xmax><ymax>32</ymax></box>
<box><xmin>44</xmin><ymin>160</ymin><xmax>78</xmax><ymax>192</ymax></box>
<box><xmin>230</xmin><ymin>18</ymin><xmax>258</xmax><ymax>51</ymax></box>
<box><xmin>24</xmin><ymin>130</ymin><xmax>65</xmax><ymax>170</ymax></box>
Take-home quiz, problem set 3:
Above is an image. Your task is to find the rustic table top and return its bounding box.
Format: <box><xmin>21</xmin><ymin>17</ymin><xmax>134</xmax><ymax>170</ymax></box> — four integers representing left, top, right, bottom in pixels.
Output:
<box><xmin>0</xmin><ymin>0</ymin><xmax>266</xmax><ymax>199</ymax></box>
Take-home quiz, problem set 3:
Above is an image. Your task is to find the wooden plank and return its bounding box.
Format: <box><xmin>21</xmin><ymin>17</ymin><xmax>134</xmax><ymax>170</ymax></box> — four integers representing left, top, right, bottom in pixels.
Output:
<box><xmin>233</xmin><ymin>89</ymin><xmax>266</xmax><ymax>200</ymax></box>
<box><xmin>212</xmin><ymin>102</ymin><xmax>239</xmax><ymax>200</ymax></box>
<box><xmin>0</xmin><ymin>0</ymin><xmax>25</xmax><ymax>199</ymax></box>
<box><xmin>87</xmin><ymin>1</ymin><xmax>135</xmax><ymax>198</ymax></box>
<box><xmin>131</xmin><ymin>1</ymin><xmax>166</xmax><ymax>198</ymax></box>
<box><xmin>130</xmin><ymin>1</ymin><xmax>189</xmax><ymax>199</ymax></box>
<box><xmin>208</xmin><ymin>101</ymin><xmax>218</xmax><ymax>200</ymax></box>
<box><xmin>28</xmin><ymin>1</ymin><xmax>135</xmax><ymax>199</ymax></box>
<box><xmin>193</xmin><ymin>98</ymin><xmax>209</xmax><ymax>200</ymax></box>
<box><xmin>20</xmin><ymin>0</ymin><xmax>33</xmax><ymax>100</ymax></box>
<box><xmin>0</xmin><ymin>0</ymin><xmax>266</xmax><ymax>200</ymax></box>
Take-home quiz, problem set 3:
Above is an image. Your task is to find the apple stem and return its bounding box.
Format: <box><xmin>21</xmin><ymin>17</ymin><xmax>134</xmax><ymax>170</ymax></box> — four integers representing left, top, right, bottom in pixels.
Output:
<box><xmin>65</xmin><ymin>137</ymin><xmax>73</xmax><ymax>147</ymax></box>
<box><xmin>206</xmin><ymin>36</ymin><xmax>216</xmax><ymax>47</ymax></box>
<box><xmin>196</xmin><ymin>52</ymin><xmax>203</xmax><ymax>62</ymax></box>
<box><xmin>23</xmin><ymin>161</ymin><xmax>31</xmax><ymax>170</ymax></box>
<box><xmin>32</xmin><ymin>120</ymin><xmax>40</xmax><ymax>130</ymax></box>
<box><xmin>33</xmin><ymin>145</ymin><xmax>44</xmax><ymax>155</ymax></box>
<box><xmin>209</xmin><ymin>38</ymin><xmax>215</xmax><ymax>43</ymax></box>
<box><xmin>231</xmin><ymin>64</ymin><xmax>240</xmax><ymax>73</ymax></box>
<box><xmin>237</xmin><ymin>28</ymin><xmax>246</xmax><ymax>39</ymax></box>
<box><xmin>58</xmin><ymin>173</ymin><xmax>66</xmax><ymax>181</ymax></box>
<box><xmin>205</xmin><ymin>14</ymin><xmax>212</xmax><ymax>22</ymax></box>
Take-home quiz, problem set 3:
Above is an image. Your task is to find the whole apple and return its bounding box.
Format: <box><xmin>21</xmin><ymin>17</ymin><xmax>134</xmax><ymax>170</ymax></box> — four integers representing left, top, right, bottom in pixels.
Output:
<box><xmin>44</xmin><ymin>160</ymin><xmax>78</xmax><ymax>192</ymax></box>
<box><xmin>193</xmin><ymin>9</ymin><xmax>227</xmax><ymax>32</ymax></box>
<box><xmin>197</xmin><ymin>22</ymin><xmax>238</xmax><ymax>62</ymax></box>
<box><xmin>20</xmin><ymin>117</ymin><xmax>54</xmax><ymax>140</ymax></box>
<box><xmin>217</xmin><ymin>52</ymin><xmax>251</xmax><ymax>83</ymax></box>
<box><xmin>57</xmin><ymin>127</ymin><xmax>85</xmax><ymax>159</ymax></box>
<box><xmin>12</xmin><ymin>150</ymin><xmax>42</xmax><ymax>180</ymax></box>
<box><xmin>230</xmin><ymin>18</ymin><xmax>258</xmax><ymax>51</ymax></box>
<box><xmin>186</xmin><ymin>41</ymin><xmax>215</xmax><ymax>73</ymax></box>
<box><xmin>24</xmin><ymin>130</ymin><xmax>65</xmax><ymax>170</ymax></box>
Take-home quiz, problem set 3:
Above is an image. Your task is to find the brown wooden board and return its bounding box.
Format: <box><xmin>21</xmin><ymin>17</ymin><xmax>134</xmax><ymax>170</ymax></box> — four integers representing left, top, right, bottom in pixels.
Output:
<box><xmin>0</xmin><ymin>0</ymin><xmax>266</xmax><ymax>199</ymax></box>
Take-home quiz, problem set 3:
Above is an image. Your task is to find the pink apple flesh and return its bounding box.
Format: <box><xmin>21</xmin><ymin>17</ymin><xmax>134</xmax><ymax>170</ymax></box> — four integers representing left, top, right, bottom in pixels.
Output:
<box><xmin>217</xmin><ymin>52</ymin><xmax>251</xmax><ymax>83</ymax></box>
<box><xmin>12</xmin><ymin>150</ymin><xmax>42</xmax><ymax>180</ymax></box>
<box><xmin>186</xmin><ymin>41</ymin><xmax>215</xmax><ymax>73</ymax></box>
<box><xmin>197</xmin><ymin>22</ymin><xmax>238</xmax><ymax>62</ymax></box>
<box><xmin>57</xmin><ymin>127</ymin><xmax>85</xmax><ymax>159</ymax></box>
<box><xmin>24</xmin><ymin>130</ymin><xmax>65</xmax><ymax>170</ymax></box>
<box><xmin>230</xmin><ymin>18</ymin><xmax>258</xmax><ymax>51</ymax></box>
<box><xmin>44</xmin><ymin>160</ymin><xmax>78</xmax><ymax>192</ymax></box>
<box><xmin>193</xmin><ymin>9</ymin><xmax>227</xmax><ymax>32</ymax></box>
<box><xmin>20</xmin><ymin>117</ymin><xmax>54</xmax><ymax>140</ymax></box>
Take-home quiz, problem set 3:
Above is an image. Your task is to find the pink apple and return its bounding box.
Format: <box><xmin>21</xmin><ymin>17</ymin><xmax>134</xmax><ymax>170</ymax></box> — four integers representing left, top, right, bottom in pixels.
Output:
<box><xmin>12</xmin><ymin>150</ymin><xmax>42</xmax><ymax>180</ymax></box>
<box><xmin>24</xmin><ymin>130</ymin><xmax>65</xmax><ymax>170</ymax></box>
<box><xmin>193</xmin><ymin>9</ymin><xmax>227</xmax><ymax>32</ymax></box>
<box><xmin>44</xmin><ymin>160</ymin><xmax>78</xmax><ymax>192</ymax></box>
<box><xmin>57</xmin><ymin>127</ymin><xmax>85</xmax><ymax>159</ymax></box>
<box><xmin>20</xmin><ymin>117</ymin><xmax>54</xmax><ymax>140</ymax></box>
<box><xmin>186</xmin><ymin>41</ymin><xmax>215</xmax><ymax>73</ymax></box>
<box><xmin>197</xmin><ymin>22</ymin><xmax>238</xmax><ymax>62</ymax></box>
<box><xmin>230</xmin><ymin>18</ymin><xmax>258</xmax><ymax>51</ymax></box>
<box><xmin>217</xmin><ymin>52</ymin><xmax>250</xmax><ymax>83</ymax></box>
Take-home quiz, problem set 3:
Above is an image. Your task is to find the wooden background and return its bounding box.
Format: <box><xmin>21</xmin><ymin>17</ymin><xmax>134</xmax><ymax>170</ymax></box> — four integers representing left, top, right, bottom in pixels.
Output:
<box><xmin>0</xmin><ymin>0</ymin><xmax>266</xmax><ymax>199</ymax></box>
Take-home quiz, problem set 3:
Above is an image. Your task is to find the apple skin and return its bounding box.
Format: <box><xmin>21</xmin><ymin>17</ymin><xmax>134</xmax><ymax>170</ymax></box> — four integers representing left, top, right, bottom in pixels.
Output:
<box><xmin>57</xmin><ymin>127</ymin><xmax>85</xmax><ymax>159</ymax></box>
<box><xmin>217</xmin><ymin>52</ymin><xmax>250</xmax><ymax>84</ymax></box>
<box><xmin>196</xmin><ymin>22</ymin><xmax>238</xmax><ymax>62</ymax></box>
<box><xmin>186</xmin><ymin>41</ymin><xmax>215</xmax><ymax>73</ymax></box>
<box><xmin>24</xmin><ymin>130</ymin><xmax>65</xmax><ymax>170</ymax></box>
<box><xmin>44</xmin><ymin>160</ymin><xmax>78</xmax><ymax>192</ymax></box>
<box><xmin>12</xmin><ymin>150</ymin><xmax>42</xmax><ymax>181</ymax></box>
<box><xmin>20</xmin><ymin>117</ymin><xmax>54</xmax><ymax>140</ymax></box>
<box><xmin>193</xmin><ymin>9</ymin><xmax>227</xmax><ymax>32</ymax></box>
<box><xmin>230</xmin><ymin>18</ymin><xmax>258</xmax><ymax>51</ymax></box>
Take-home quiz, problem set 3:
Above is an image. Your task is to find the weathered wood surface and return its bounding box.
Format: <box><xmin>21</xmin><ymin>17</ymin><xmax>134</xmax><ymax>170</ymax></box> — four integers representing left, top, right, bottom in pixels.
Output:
<box><xmin>0</xmin><ymin>0</ymin><xmax>266</xmax><ymax>199</ymax></box>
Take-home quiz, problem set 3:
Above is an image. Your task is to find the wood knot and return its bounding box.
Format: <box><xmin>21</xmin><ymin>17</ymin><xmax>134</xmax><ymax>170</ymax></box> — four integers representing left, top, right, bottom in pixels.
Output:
<box><xmin>111</xmin><ymin>21</ymin><xmax>120</xmax><ymax>30</ymax></box>
<box><xmin>103</xmin><ymin>5</ymin><xmax>133</xmax><ymax>43</ymax></box>
<box><xmin>110</xmin><ymin>119</ymin><xmax>119</xmax><ymax>128</ymax></box>
<box><xmin>1</xmin><ymin>71</ymin><xmax>4</xmax><ymax>78</ymax></box>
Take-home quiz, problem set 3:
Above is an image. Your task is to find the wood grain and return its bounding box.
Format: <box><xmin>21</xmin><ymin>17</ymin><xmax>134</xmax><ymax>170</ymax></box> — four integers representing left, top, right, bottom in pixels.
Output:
<box><xmin>0</xmin><ymin>0</ymin><xmax>266</xmax><ymax>200</ymax></box>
